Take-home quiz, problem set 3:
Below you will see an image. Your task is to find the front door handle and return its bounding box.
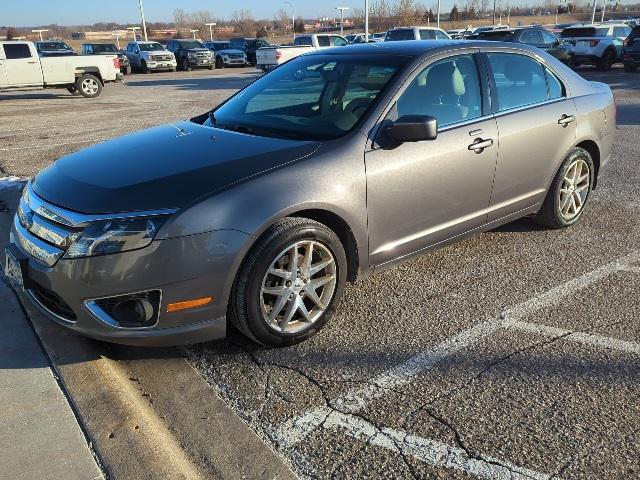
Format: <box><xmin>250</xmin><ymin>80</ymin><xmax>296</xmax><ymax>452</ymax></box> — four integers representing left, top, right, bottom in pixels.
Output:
<box><xmin>468</xmin><ymin>138</ymin><xmax>494</xmax><ymax>154</ymax></box>
<box><xmin>558</xmin><ymin>114</ymin><xmax>575</xmax><ymax>127</ymax></box>
<box><xmin>27</xmin><ymin>61</ymin><xmax>38</xmax><ymax>64</ymax></box>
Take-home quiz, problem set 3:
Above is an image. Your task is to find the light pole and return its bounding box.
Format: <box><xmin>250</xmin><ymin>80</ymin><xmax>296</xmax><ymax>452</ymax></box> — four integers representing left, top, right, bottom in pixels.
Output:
<box><xmin>127</xmin><ymin>26</ymin><xmax>140</xmax><ymax>41</ymax></box>
<box><xmin>285</xmin><ymin>2</ymin><xmax>295</xmax><ymax>40</ymax></box>
<box><xmin>437</xmin><ymin>0</ymin><xmax>441</xmax><ymax>28</ymax></box>
<box><xmin>190</xmin><ymin>29</ymin><xmax>199</xmax><ymax>40</ymax></box>
<box><xmin>591</xmin><ymin>0</ymin><xmax>598</xmax><ymax>23</ymax></box>
<box><xmin>112</xmin><ymin>32</ymin><xmax>124</xmax><ymax>49</ymax></box>
<box><xmin>336</xmin><ymin>7</ymin><xmax>349</xmax><ymax>35</ymax></box>
<box><xmin>365</xmin><ymin>0</ymin><xmax>369</xmax><ymax>41</ymax></box>
<box><xmin>205</xmin><ymin>23</ymin><xmax>217</xmax><ymax>41</ymax></box>
<box><xmin>31</xmin><ymin>29</ymin><xmax>49</xmax><ymax>41</ymax></box>
<box><xmin>138</xmin><ymin>0</ymin><xmax>148</xmax><ymax>41</ymax></box>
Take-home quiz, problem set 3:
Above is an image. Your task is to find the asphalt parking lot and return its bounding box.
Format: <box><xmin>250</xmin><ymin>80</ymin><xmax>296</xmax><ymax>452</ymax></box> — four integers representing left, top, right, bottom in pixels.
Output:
<box><xmin>1</xmin><ymin>66</ymin><xmax>639</xmax><ymax>479</ymax></box>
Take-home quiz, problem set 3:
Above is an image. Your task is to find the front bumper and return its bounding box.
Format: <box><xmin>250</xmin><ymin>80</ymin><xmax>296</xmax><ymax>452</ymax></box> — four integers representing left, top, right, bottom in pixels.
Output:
<box><xmin>573</xmin><ymin>54</ymin><xmax>607</xmax><ymax>64</ymax></box>
<box><xmin>188</xmin><ymin>57</ymin><xmax>214</xmax><ymax>67</ymax></box>
<box><xmin>9</xmin><ymin>218</ymin><xmax>251</xmax><ymax>346</ymax></box>
<box><xmin>146</xmin><ymin>60</ymin><xmax>177</xmax><ymax>71</ymax></box>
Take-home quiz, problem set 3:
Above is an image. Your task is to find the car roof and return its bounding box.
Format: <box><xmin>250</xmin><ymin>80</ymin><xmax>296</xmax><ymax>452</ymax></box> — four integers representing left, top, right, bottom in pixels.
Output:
<box><xmin>389</xmin><ymin>26</ymin><xmax>444</xmax><ymax>30</ymax></box>
<box><xmin>306</xmin><ymin>39</ymin><xmax>540</xmax><ymax>58</ymax></box>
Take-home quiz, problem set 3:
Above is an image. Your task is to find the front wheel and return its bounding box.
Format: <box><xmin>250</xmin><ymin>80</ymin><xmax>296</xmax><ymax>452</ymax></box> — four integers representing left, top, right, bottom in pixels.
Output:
<box><xmin>215</xmin><ymin>57</ymin><xmax>224</xmax><ymax>69</ymax></box>
<box><xmin>534</xmin><ymin>148</ymin><xmax>594</xmax><ymax>229</ymax></box>
<box><xmin>75</xmin><ymin>74</ymin><xmax>102</xmax><ymax>98</ymax></box>
<box><xmin>229</xmin><ymin>218</ymin><xmax>347</xmax><ymax>347</ymax></box>
<box><xmin>599</xmin><ymin>49</ymin><xmax>615</xmax><ymax>71</ymax></box>
<box><xmin>182</xmin><ymin>58</ymin><xmax>191</xmax><ymax>71</ymax></box>
<box><xmin>141</xmin><ymin>61</ymin><xmax>149</xmax><ymax>74</ymax></box>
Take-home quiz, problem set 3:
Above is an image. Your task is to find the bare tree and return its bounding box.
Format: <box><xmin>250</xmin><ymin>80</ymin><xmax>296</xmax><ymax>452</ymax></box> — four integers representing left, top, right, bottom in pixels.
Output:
<box><xmin>6</xmin><ymin>27</ymin><xmax>17</xmax><ymax>40</ymax></box>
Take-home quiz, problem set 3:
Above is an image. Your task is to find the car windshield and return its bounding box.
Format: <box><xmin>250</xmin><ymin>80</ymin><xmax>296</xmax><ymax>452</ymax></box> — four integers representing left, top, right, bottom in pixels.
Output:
<box><xmin>215</xmin><ymin>42</ymin><xmax>232</xmax><ymax>50</ymax></box>
<box><xmin>208</xmin><ymin>55</ymin><xmax>407</xmax><ymax>141</ymax></box>
<box><xmin>138</xmin><ymin>42</ymin><xmax>164</xmax><ymax>51</ymax></box>
<box><xmin>179</xmin><ymin>40</ymin><xmax>204</xmax><ymax>49</ymax></box>
<box><xmin>38</xmin><ymin>42</ymin><xmax>71</xmax><ymax>50</ymax></box>
<box><xmin>92</xmin><ymin>44</ymin><xmax>118</xmax><ymax>53</ymax></box>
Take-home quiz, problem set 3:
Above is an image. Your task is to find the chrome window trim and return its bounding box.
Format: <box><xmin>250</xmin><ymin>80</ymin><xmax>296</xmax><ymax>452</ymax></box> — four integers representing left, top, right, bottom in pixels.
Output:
<box><xmin>24</xmin><ymin>182</ymin><xmax>177</xmax><ymax>228</ymax></box>
<box><xmin>13</xmin><ymin>216</ymin><xmax>63</xmax><ymax>267</ymax></box>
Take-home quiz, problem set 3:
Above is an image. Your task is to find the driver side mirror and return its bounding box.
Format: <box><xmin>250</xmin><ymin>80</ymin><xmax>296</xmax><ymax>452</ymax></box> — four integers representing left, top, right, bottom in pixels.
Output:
<box><xmin>385</xmin><ymin>115</ymin><xmax>438</xmax><ymax>143</ymax></box>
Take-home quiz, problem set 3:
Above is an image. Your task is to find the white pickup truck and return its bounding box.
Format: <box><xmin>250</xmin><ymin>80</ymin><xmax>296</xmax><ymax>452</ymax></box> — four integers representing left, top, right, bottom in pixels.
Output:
<box><xmin>256</xmin><ymin>34</ymin><xmax>348</xmax><ymax>71</ymax></box>
<box><xmin>0</xmin><ymin>41</ymin><xmax>121</xmax><ymax>98</ymax></box>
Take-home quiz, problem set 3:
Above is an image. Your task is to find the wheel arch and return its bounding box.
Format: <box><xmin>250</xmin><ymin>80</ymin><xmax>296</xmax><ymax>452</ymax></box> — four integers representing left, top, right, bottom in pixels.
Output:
<box><xmin>574</xmin><ymin>139</ymin><xmax>600</xmax><ymax>188</ymax></box>
<box><xmin>75</xmin><ymin>68</ymin><xmax>103</xmax><ymax>84</ymax></box>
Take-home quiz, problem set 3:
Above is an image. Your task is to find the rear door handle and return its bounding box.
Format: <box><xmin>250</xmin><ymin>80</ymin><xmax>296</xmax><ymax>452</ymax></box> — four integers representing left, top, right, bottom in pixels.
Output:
<box><xmin>558</xmin><ymin>114</ymin><xmax>575</xmax><ymax>127</ymax></box>
<box><xmin>27</xmin><ymin>61</ymin><xmax>38</xmax><ymax>64</ymax></box>
<box><xmin>468</xmin><ymin>138</ymin><xmax>494</xmax><ymax>154</ymax></box>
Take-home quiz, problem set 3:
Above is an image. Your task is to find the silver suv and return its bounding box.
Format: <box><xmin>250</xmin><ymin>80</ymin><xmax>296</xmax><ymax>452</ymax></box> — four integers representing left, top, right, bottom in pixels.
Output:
<box><xmin>561</xmin><ymin>23</ymin><xmax>632</xmax><ymax>70</ymax></box>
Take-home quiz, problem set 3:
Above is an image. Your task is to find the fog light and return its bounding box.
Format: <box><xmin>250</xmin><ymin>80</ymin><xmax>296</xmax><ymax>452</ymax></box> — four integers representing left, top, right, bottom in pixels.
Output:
<box><xmin>113</xmin><ymin>298</ymin><xmax>155</xmax><ymax>327</ymax></box>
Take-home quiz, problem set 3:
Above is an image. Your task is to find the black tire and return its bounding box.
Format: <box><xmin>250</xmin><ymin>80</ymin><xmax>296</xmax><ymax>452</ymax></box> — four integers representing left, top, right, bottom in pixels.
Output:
<box><xmin>534</xmin><ymin>147</ymin><xmax>595</xmax><ymax>229</ymax></box>
<box><xmin>182</xmin><ymin>58</ymin><xmax>191</xmax><ymax>71</ymax></box>
<box><xmin>207</xmin><ymin>65</ymin><xmax>214</xmax><ymax>70</ymax></box>
<box><xmin>141</xmin><ymin>60</ymin><xmax>149</xmax><ymax>74</ymax></box>
<box><xmin>124</xmin><ymin>65</ymin><xmax>132</xmax><ymax>75</ymax></box>
<box><xmin>75</xmin><ymin>74</ymin><xmax>102</xmax><ymax>98</ymax></box>
<box><xmin>171</xmin><ymin>67</ymin><xmax>176</xmax><ymax>72</ymax></box>
<box><xmin>215</xmin><ymin>56</ymin><xmax>224</xmax><ymax>69</ymax></box>
<box><xmin>67</xmin><ymin>86</ymin><xmax>81</xmax><ymax>96</ymax></box>
<box><xmin>599</xmin><ymin>49</ymin><xmax>615</xmax><ymax>71</ymax></box>
<box><xmin>229</xmin><ymin>217</ymin><xmax>348</xmax><ymax>347</ymax></box>
<box><xmin>624</xmin><ymin>63</ymin><xmax>638</xmax><ymax>73</ymax></box>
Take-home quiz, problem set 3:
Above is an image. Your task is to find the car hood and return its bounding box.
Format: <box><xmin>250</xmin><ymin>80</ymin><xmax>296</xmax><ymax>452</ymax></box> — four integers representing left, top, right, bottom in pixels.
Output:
<box><xmin>218</xmin><ymin>48</ymin><xmax>245</xmax><ymax>55</ymax></box>
<box><xmin>33</xmin><ymin>121</ymin><xmax>321</xmax><ymax>215</ymax></box>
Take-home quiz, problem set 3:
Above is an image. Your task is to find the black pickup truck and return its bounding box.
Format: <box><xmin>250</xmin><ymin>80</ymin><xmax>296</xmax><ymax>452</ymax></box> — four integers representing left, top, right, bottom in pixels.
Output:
<box><xmin>81</xmin><ymin>43</ymin><xmax>131</xmax><ymax>75</ymax></box>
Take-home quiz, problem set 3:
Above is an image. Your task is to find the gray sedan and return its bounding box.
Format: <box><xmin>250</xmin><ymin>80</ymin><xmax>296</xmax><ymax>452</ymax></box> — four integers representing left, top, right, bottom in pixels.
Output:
<box><xmin>6</xmin><ymin>41</ymin><xmax>615</xmax><ymax>347</ymax></box>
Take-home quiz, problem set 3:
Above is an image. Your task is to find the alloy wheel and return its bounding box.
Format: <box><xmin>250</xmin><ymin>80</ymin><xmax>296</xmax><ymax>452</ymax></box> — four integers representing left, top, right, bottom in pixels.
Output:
<box><xmin>558</xmin><ymin>158</ymin><xmax>590</xmax><ymax>221</ymax></box>
<box><xmin>260</xmin><ymin>240</ymin><xmax>337</xmax><ymax>334</ymax></box>
<box><xmin>81</xmin><ymin>78</ymin><xmax>99</xmax><ymax>96</ymax></box>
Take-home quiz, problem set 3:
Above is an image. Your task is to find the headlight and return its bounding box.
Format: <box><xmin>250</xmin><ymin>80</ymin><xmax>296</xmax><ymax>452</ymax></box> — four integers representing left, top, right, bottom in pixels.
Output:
<box><xmin>64</xmin><ymin>217</ymin><xmax>166</xmax><ymax>258</ymax></box>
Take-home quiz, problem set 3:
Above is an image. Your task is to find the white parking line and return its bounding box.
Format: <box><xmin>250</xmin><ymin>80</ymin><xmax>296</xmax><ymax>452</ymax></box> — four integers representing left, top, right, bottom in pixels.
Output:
<box><xmin>276</xmin><ymin>250</ymin><xmax>640</xmax><ymax>447</ymax></box>
<box><xmin>506</xmin><ymin>319</ymin><xmax>640</xmax><ymax>355</ymax></box>
<box><xmin>324</xmin><ymin>410</ymin><xmax>551</xmax><ymax>480</ymax></box>
<box><xmin>620</xmin><ymin>265</ymin><xmax>640</xmax><ymax>274</ymax></box>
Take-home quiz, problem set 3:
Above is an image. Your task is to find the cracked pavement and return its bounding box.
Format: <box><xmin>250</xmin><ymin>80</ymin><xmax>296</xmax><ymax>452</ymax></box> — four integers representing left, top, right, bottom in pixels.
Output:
<box><xmin>2</xmin><ymin>66</ymin><xmax>639</xmax><ymax>479</ymax></box>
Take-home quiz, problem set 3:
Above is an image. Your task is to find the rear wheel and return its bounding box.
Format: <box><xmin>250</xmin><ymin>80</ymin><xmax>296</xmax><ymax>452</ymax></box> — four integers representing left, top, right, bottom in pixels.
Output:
<box><xmin>75</xmin><ymin>74</ymin><xmax>102</xmax><ymax>98</ymax></box>
<box><xmin>229</xmin><ymin>217</ymin><xmax>347</xmax><ymax>347</ymax></box>
<box><xmin>534</xmin><ymin>148</ymin><xmax>594</xmax><ymax>229</ymax></box>
<box><xmin>599</xmin><ymin>49</ymin><xmax>615</xmax><ymax>71</ymax></box>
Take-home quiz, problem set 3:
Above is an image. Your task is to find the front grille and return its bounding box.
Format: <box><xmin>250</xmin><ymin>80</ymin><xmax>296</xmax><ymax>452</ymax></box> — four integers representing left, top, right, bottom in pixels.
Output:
<box><xmin>195</xmin><ymin>52</ymin><xmax>209</xmax><ymax>58</ymax></box>
<box><xmin>152</xmin><ymin>54</ymin><xmax>171</xmax><ymax>61</ymax></box>
<box><xmin>31</xmin><ymin>283</ymin><xmax>76</xmax><ymax>321</ymax></box>
<box><xmin>228</xmin><ymin>54</ymin><xmax>243</xmax><ymax>59</ymax></box>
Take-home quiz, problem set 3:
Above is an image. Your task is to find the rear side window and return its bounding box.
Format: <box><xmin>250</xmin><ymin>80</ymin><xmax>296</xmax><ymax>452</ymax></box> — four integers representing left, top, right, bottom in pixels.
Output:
<box><xmin>3</xmin><ymin>43</ymin><xmax>32</xmax><ymax>59</ymax></box>
<box><xmin>613</xmin><ymin>26</ymin><xmax>631</xmax><ymax>37</ymax></box>
<box><xmin>419</xmin><ymin>30</ymin><xmax>436</xmax><ymax>40</ymax></box>
<box><xmin>486</xmin><ymin>53</ymin><xmax>548</xmax><ymax>111</ymax></box>
<box><xmin>546</xmin><ymin>68</ymin><xmax>565</xmax><ymax>100</ymax></box>
<box><xmin>317</xmin><ymin>36</ymin><xmax>331</xmax><ymax>47</ymax></box>
<box><xmin>295</xmin><ymin>37</ymin><xmax>313</xmax><ymax>46</ymax></box>
<box><xmin>386</xmin><ymin>29</ymin><xmax>414</xmax><ymax>41</ymax></box>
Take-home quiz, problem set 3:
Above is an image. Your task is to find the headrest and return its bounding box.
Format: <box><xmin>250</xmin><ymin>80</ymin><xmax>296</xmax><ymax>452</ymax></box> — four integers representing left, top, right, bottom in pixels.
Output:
<box><xmin>503</xmin><ymin>59</ymin><xmax>532</xmax><ymax>84</ymax></box>
<box><xmin>425</xmin><ymin>62</ymin><xmax>466</xmax><ymax>96</ymax></box>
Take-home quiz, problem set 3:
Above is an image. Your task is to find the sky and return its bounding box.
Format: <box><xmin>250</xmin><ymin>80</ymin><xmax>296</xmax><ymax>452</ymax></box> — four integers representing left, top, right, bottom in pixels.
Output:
<box><xmin>2</xmin><ymin>0</ymin><xmax>370</xmax><ymax>27</ymax></box>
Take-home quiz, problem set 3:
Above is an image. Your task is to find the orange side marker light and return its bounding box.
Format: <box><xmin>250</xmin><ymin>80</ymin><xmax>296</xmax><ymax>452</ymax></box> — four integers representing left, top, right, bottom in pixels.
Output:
<box><xmin>167</xmin><ymin>297</ymin><xmax>213</xmax><ymax>313</ymax></box>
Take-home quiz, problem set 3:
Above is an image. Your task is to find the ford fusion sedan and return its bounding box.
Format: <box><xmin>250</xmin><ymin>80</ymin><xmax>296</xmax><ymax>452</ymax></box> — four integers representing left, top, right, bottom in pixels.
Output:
<box><xmin>5</xmin><ymin>41</ymin><xmax>614</xmax><ymax>347</ymax></box>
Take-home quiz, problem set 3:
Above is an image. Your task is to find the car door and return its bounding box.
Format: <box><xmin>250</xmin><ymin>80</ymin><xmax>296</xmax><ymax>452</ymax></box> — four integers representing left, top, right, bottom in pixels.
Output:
<box><xmin>483</xmin><ymin>51</ymin><xmax>577</xmax><ymax>222</ymax></box>
<box><xmin>1</xmin><ymin>43</ymin><xmax>41</xmax><ymax>87</ymax></box>
<box><xmin>365</xmin><ymin>52</ymin><xmax>499</xmax><ymax>266</ymax></box>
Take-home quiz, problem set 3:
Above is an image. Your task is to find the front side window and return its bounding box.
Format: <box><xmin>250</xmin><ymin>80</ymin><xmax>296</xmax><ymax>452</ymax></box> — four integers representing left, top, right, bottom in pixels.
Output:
<box><xmin>396</xmin><ymin>54</ymin><xmax>482</xmax><ymax>127</ymax></box>
<box><xmin>434</xmin><ymin>30</ymin><xmax>449</xmax><ymax>40</ymax></box>
<box><xmin>486</xmin><ymin>53</ymin><xmax>548</xmax><ymax>112</ymax></box>
<box><xmin>541</xmin><ymin>30</ymin><xmax>559</xmax><ymax>45</ymax></box>
<box><xmin>3</xmin><ymin>43</ymin><xmax>32</xmax><ymax>59</ymax></box>
<box><xmin>332</xmin><ymin>36</ymin><xmax>347</xmax><ymax>46</ymax></box>
<box><xmin>209</xmin><ymin>55</ymin><xmax>406</xmax><ymax>141</ymax></box>
<box><xmin>519</xmin><ymin>29</ymin><xmax>543</xmax><ymax>44</ymax></box>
